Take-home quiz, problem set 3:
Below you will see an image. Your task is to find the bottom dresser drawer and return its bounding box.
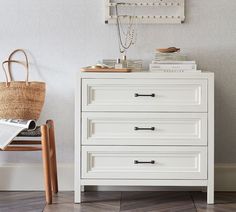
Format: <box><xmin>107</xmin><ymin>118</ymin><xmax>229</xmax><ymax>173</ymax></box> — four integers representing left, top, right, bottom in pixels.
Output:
<box><xmin>82</xmin><ymin>146</ymin><xmax>207</xmax><ymax>180</ymax></box>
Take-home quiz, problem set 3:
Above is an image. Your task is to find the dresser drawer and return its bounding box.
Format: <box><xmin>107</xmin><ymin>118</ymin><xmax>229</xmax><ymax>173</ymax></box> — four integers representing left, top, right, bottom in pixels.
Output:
<box><xmin>82</xmin><ymin>79</ymin><xmax>207</xmax><ymax>112</ymax></box>
<box><xmin>82</xmin><ymin>146</ymin><xmax>207</xmax><ymax>179</ymax></box>
<box><xmin>82</xmin><ymin>113</ymin><xmax>207</xmax><ymax>146</ymax></box>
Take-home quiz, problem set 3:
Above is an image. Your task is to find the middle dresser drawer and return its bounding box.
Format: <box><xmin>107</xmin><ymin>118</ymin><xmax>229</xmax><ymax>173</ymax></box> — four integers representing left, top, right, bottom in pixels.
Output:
<box><xmin>82</xmin><ymin>79</ymin><xmax>207</xmax><ymax>112</ymax></box>
<box><xmin>82</xmin><ymin>113</ymin><xmax>207</xmax><ymax>146</ymax></box>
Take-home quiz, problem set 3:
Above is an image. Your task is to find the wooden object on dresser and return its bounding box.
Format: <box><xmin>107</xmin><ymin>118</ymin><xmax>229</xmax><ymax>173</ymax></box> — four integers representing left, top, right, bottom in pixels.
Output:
<box><xmin>80</xmin><ymin>67</ymin><xmax>132</xmax><ymax>72</ymax></box>
<box><xmin>75</xmin><ymin>71</ymin><xmax>214</xmax><ymax>204</ymax></box>
<box><xmin>0</xmin><ymin>120</ymin><xmax>58</xmax><ymax>205</ymax></box>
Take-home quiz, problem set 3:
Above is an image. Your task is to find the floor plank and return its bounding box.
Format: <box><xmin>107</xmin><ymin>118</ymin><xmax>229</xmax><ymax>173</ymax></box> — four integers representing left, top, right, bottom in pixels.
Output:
<box><xmin>44</xmin><ymin>191</ymin><xmax>121</xmax><ymax>212</ymax></box>
<box><xmin>0</xmin><ymin>191</ymin><xmax>45</xmax><ymax>212</ymax></box>
<box><xmin>120</xmin><ymin>191</ymin><xmax>196</xmax><ymax>212</ymax></box>
<box><xmin>191</xmin><ymin>192</ymin><xmax>236</xmax><ymax>212</ymax></box>
<box><xmin>49</xmin><ymin>191</ymin><xmax>74</xmax><ymax>204</ymax></box>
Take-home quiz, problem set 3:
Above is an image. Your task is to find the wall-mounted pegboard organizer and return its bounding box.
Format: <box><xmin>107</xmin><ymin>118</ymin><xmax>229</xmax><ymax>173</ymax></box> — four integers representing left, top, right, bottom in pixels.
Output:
<box><xmin>105</xmin><ymin>0</ymin><xmax>185</xmax><ymax>24</ymax></box>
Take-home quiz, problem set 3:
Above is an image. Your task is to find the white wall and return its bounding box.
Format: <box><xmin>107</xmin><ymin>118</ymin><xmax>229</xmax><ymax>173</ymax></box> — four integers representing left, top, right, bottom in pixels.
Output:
<box><xmin>0</xmin><ymin>0</ymin><xmax>236</xmax><ymax>189</ymax></box>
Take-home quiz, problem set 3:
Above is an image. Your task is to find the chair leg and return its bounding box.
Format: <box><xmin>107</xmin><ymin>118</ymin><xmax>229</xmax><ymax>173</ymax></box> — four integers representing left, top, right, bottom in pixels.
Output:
<box><xmin>41</xmin><ymin>125</ymin><xmax>52</xmax><ymax>204</ymax></box>
<box><xmin>47</xmin><ymin>120</ymin><xmax>58</xmax><ymax>194</ymax></box>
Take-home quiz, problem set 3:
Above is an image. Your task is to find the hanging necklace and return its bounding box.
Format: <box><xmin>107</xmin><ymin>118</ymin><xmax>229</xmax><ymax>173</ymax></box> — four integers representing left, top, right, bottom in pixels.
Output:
<box><xmin>115</xmin><ymin>4</ymin><xmax>137</xmax><ymax>54</ymax></box>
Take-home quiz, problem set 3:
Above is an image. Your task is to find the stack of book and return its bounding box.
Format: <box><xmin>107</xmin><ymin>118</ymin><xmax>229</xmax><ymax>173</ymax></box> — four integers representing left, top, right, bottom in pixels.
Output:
<box><xmin>150</xmin><ymin>51</ymin><xmax>200</xmax><ymax>73</ymax></box>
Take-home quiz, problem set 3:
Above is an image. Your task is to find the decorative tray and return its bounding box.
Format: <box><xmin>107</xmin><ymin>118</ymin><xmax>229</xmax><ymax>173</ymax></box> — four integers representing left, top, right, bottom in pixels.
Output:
<box><xmin>81</xmin><ymin>67</ymin><xmax>132</xmax><ymax>73</ymax></box>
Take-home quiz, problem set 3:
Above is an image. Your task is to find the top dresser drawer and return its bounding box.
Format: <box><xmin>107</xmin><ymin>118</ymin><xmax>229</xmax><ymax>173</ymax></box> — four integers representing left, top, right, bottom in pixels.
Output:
<box><xmin>82</xmin><ymin>79</ymin><xmax>207</xmax><ymax>112</ymax></box>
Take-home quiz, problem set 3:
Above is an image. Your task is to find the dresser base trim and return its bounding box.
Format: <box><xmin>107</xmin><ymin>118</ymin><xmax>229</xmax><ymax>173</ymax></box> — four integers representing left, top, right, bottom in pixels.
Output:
<box><xmin>80</xmin><ymin>179</ymin><xmax>208</xmax><ymax>186</ymax></box>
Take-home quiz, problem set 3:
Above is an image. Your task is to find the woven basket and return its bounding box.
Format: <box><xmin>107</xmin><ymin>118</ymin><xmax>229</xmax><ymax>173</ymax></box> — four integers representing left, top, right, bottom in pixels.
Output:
<box><xmin>0</xmin><ymin>49</ymin><xmax>45</xmax><ymax>120</ymax></box>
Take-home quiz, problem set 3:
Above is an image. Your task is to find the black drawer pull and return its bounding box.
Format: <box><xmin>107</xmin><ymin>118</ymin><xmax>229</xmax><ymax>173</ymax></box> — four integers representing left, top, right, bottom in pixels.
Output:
<box><xmin>134</xmin><ymin>160</ymin><xmax>155</xmax><ymax>164</ymax></box>
<box><xmin>135</xmin><ymin>93</ymin><xmax>155</xmax><ymax>97</ymax></box>
<box><xmin>134</xmin><ymin>127</ymin><xmax>155</xmax><ymax>131</ymax></box>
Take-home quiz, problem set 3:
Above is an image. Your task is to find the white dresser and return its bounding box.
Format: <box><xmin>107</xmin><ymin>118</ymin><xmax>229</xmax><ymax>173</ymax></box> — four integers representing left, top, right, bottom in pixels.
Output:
<box><xmin>75</xmin><ymin>71</ymin><xmax>214</xmax><ymax>204</ymax></box>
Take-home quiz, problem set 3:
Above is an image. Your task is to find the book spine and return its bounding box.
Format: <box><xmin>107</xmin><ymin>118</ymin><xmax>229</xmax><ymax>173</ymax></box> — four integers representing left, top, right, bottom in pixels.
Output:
<box><xmin>149</xmin><ymin>70</ymin><xmax>201</xmax><ymax>73</ymax></box>
<box><xmin>152</xmin><ymin>61</ymin><xmax>196</xmax><ymax>64</ymax></box>
<box><xmin>149</xmin><ymin>64</ymin><xmax>197</xmax><ymax>70</ymax></box>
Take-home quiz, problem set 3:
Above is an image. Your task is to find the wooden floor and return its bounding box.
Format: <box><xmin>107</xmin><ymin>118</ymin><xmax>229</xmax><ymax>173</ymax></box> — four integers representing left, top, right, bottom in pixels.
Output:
<box><xmin>1</xmin><ymin>191</ymin><xmax>236</xmax><ymax>212</ymax></box>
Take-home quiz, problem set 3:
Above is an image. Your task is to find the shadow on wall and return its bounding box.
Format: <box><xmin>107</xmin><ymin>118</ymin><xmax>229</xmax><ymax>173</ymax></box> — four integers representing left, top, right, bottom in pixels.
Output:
<box><xmin>198</xmin><ymin>48</ymin><xmax>236</xmax><ymax>163</ymax></box>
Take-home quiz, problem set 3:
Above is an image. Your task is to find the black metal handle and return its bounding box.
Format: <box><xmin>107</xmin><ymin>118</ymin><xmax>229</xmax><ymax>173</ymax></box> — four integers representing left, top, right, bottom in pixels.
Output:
<box><xmin>135</xmin><ymin>93</ymin><xmax>155</xmax><ymax>97</ymax></box>
<box><xmin>134</xmin><ymin>160</ymin><xmax>155</xmax><ymax>164</ymax></box>
<box><xmin>134</xmin><ymin>127</ymin><xmax>155</xmax><ymax>131</ymax></box>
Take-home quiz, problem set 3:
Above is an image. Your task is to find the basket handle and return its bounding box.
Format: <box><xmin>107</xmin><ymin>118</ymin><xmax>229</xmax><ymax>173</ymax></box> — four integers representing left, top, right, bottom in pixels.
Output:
<box><xmin>2</xmin><ymin>60</ymin><xmax>29</xmax><ymax>87</ymax></box>
<box><xmin>2</xmin><ymin>49</ymin><xmax>29</xmax><ymax>87</ymax></box>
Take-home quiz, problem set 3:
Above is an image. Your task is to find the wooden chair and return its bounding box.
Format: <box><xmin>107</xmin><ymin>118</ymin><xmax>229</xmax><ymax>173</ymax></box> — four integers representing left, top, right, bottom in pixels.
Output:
<box><xmin>0</xmin><ymin>120</ymin><xmax>58</xmax><ymax>204</ymax></box>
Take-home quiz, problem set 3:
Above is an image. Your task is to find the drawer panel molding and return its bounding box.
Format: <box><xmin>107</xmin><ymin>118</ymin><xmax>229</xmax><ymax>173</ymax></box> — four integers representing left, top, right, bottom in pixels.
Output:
<box><xmin>82</xmin><ymin>79</ymin><xmax>208</xmax><ymax>112</ymax></box>
<box><xmin>82</xmin><ymin>113</ymin><xmax>208</xmax><ymax>145</ymax></box>
<box><xmin>82</xmin><ymin>146</ymin><xmax>207</xmax><ymax>180</ymax></box>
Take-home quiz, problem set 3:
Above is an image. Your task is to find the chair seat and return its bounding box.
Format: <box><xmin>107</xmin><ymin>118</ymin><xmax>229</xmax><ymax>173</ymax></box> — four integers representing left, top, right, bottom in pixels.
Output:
<box><xmin>17</xmin><ymin>126</ymin><xmax>41</xmax><ymax>137</ymax></box>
